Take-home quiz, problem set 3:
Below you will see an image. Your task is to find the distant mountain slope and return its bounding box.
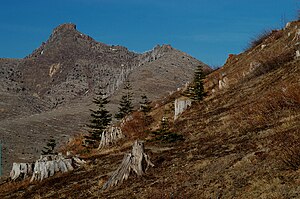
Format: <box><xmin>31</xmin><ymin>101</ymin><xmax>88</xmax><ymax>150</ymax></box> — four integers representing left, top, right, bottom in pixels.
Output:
<box><xmin>111</xmin><ymin>44</ymin><xmax>210</xmax><ymax>106</ymax></box>
<box><xmin>0</xmin><ymin>23</ymin><xmax>210</xmax><ymax>176</ymax></box>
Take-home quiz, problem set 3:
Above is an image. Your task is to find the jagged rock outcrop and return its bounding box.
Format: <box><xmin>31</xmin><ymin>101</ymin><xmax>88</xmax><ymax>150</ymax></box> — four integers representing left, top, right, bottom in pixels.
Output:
<box><xmin>137</xmin><ymin>44</ymin><xmax>174</xmax><ymax>66</ymax></box>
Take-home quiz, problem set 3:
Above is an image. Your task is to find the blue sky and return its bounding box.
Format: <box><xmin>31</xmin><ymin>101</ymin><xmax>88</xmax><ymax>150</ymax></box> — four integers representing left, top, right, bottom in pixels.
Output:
<box><xmin>0</xmin><ymin>0</ymin><xmax>298</xmax><ymax>66</ymax></box>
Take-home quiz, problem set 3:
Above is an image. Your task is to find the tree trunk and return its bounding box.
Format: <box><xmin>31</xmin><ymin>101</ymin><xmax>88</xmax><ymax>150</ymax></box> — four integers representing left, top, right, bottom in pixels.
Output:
<box><xmin>10</xmin><ymin>155</ymin><xmax>85</xmax><ymax>181</ymax></box>
<box><xmin>98</xmin><ymin>126</ymin><xmax>124</xmax><ymax>149</ymax></box>
<box><xmin>10</xmin><ymin>163</ymin><xmax>33</xmax><ymax>181</ymax></box>
<box><xmin>102</xmin><ymin>140</ymin><xmax>154</xmax><ymax>190</ymax></box>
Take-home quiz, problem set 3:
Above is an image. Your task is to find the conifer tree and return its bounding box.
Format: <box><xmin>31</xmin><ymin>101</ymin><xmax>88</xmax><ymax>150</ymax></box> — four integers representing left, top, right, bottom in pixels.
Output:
<box><xmin>41</xmin><ymin>136</ymin><xmax>57</xmax><ymax>155</ymax></box>
<box><xmin>139</xmin><ymin>94</ymin><xmax>153</xmax><ymax>126</ymax></box>
<box><xmin>189</xmin><ymin>65</ymin><xmax>205</xmax><ymax>101</ymax></box>
<box><xmin>140</xmin><ymin>94</ymin><xmax>152</xmax><ymax>115</ymax></box>
<box><xmin>115</xmin><ymin>80</ymin><xmax>134</xmax><ymax>120</ymax></box>
<box><xmin>86</xmin><ymin>89</ymin><xmax>112</xmax><ymax>143</ymax></box>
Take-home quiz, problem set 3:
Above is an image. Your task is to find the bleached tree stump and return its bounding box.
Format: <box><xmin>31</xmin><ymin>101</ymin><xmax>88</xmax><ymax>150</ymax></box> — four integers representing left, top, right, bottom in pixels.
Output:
<box><xmin>102</xmin><ymin>140</ymin><xmax>154</xmax><ymax>190</ymax></box>
<box><xmin>10</xmin><ymin>154</ymin><xmax>86</xmax><ymax>182</ymax></box>
<box><xmin>10</xmin><ymin>163</ymin><xmax>33</xmax><ymax>181</ymax></box>
<box><xmin>30</xmin><ymin>155</ymin><xmax>74</xmax><ymax>182</ymax></box>
<box><xmin>97</xmin><ymin>126</ymin><xmax>124</xmax><ymax>149</ymax></box>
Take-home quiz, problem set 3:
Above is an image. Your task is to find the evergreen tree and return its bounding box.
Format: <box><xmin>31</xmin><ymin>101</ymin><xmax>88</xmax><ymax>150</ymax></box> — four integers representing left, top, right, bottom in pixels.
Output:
<box><xmin>86</xmin><ymin>89</ymin><xmax>112</xmax><ymax>143</ymax></box>
<box><xmin>115</xmin><ymin>80</ymin><xmax>134</xmax><ymax>120</ymax></box>
<box><xmin>41</xmin><ymin>136</ymin><xmax>57</xmax><ymax>155</ymax></box>
<box><xmin>139</xmin><ymin>94</ymin><xmax>153</xmax><ymax>126</ymax></box>
<box><xmin>160</xmin><ymin>116</ymin><xmax>169</xmax><ymax>134</ymax></box>
<box><xmin>189</xmin><ymin>65</ymin><xmax>205</xmax><ymax>101</ymax></box>
<box><xmin>139</xmin><ymin>94</ymin><xmax>152</xmax><ymax>115</ymax></box>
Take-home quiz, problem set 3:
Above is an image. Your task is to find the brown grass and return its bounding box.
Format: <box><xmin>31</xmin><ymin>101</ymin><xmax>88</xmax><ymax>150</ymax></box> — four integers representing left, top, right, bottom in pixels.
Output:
<box><xmin>246</xmin><ymin>29</ymin><xmax>283</xmax><ymax>51</ymax></box>
<box><xmin>121</xmin><ymin>111</ymin><xmax>149</xmax><ymax>139</ymax></box>
<box><xmin>0</xmin><ymin>179</ymin><xmax>32</xmax><ymax>195</ymax></box>
<box><xmin>231</xmin><ymin>84</ymin><xmax>300</xmax><ymax>133</ymax></box>
<box><xmin>250</xmin><ymin>50</ymin><xmax>294</xmax><ymax>79</ymax></box>
<box><xmin>58</xmin><ymin>133</ymin><xmax>91</xmax><ymax>156</ymax></box>
<box><xmin>247</xmin><ymin>30</ymin><xmax>272</xmax><ymax>50</ymax></box>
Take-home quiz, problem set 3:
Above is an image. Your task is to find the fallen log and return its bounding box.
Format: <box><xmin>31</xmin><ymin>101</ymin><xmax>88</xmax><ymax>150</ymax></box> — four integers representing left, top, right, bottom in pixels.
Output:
<box><xmin>102</xmin><ymin>140</ymin><xmax>154</xmax><ymax>190</ymax></box>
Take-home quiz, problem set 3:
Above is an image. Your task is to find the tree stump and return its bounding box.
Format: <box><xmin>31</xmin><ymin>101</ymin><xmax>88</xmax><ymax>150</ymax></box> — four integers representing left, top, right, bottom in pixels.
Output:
<box><xmin>102</xmin><ymin>140</ymin><xmax>154</xmax><ymax>190</ymax></box>
<box><xmin>97</xmin><ymin>126</ymin><xmax>124</xmax><ymax>149</ymax></box>
<box><xmin>10</xmin><ymin>163</ymin><xmax>33</xmax><ymax>181</ymax></box>
<box><xmin>10</xmin><ymin>154</ymin><xmax>86</xmax><ymax>182</ymax></box>
<box><xmin>30</xmin><ymin>155</ymin><xmax>76</xmax><ymax>182</ymax></box>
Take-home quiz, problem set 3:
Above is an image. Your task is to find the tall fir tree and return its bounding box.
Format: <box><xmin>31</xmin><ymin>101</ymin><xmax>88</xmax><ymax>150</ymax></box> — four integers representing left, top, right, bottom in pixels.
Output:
<box><xmin>189</xmin><ymin>65</ymin><xmax>205</xmax><ymax>101</ymax></box>
<box><xmin>86</xmin><ymin>89</ymin><xmax>112</xmax><ymax>143</ymax></box>
<box><xmin>115</xmin><ymin>80</ymin><xmax>134</xmax><ymax>120</ymax></box>
<box><xmin>139</xmin><ymin>94</ymin><xmax>153</xmax><ymax>126</ymax></box>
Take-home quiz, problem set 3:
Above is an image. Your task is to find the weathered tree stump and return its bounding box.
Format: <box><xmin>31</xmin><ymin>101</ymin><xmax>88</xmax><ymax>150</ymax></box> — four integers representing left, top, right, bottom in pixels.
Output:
<box><xmin>10</xmin><ymin>155</ymin><xmax>86</xmax><ymax>182</ymax></box>
<box><xmin>97</xmin><ymin>126</ymin><xmax>124</xmax><ymax>149</ymax></box>
<box><xmin>102</xmin><ymin>140</ymin><xmax>154</xmax><ymax>190</ymax></box>
<box><xmin>30</xmin><ymin>155</ymin><xmax>74</xmax><ymax>182</ymax></box>
<box><xmin>10</xmin><ymin>163</ymin><xmax>33</xmax><ymax>181</ymax></box>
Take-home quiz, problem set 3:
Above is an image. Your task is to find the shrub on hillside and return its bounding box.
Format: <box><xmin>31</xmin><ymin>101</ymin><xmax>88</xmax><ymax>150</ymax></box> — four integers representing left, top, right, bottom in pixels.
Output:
<box><xmin>152</xmin><ymin>116</ymin><xmax>184</xmax><ymax>143</ymax></box>
<box><xmin>247</xmin><ymin>30</ymin><xmax>272</xmax><ymax>50</ymax></box>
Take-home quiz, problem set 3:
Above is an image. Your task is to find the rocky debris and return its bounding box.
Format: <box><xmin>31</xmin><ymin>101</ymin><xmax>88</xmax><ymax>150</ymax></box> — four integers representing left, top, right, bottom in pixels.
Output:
<box><xmin>174</xmin><ymin>97</ymin><xmax>192</xmax><ymax>120</ymax></box>
<box><xmin>102</xmin><ymin>140</ymin><xmax>154</xmax><ymax>190</ymax></box>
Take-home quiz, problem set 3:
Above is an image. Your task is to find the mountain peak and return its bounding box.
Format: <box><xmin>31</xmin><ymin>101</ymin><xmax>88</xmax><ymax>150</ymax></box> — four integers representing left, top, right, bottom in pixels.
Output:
<box><xmin>53</xmin><ymin>23</ymin><xmax>77</xmax><ymax>33</ymax></box>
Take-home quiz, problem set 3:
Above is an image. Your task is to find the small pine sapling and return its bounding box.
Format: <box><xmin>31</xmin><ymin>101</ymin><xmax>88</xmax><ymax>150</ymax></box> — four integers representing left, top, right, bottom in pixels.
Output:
<box><xmin>188</xmin><ymin>65</ymin><xmax>205</xmax><ymax>101</ymax></box>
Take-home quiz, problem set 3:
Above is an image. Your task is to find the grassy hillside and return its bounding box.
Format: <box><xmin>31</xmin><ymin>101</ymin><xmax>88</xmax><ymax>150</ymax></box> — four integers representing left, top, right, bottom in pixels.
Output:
<box><xmin>0</xmin><ymin>20</ymin><xmax>299</xmax><ymax>198</ymax></box>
